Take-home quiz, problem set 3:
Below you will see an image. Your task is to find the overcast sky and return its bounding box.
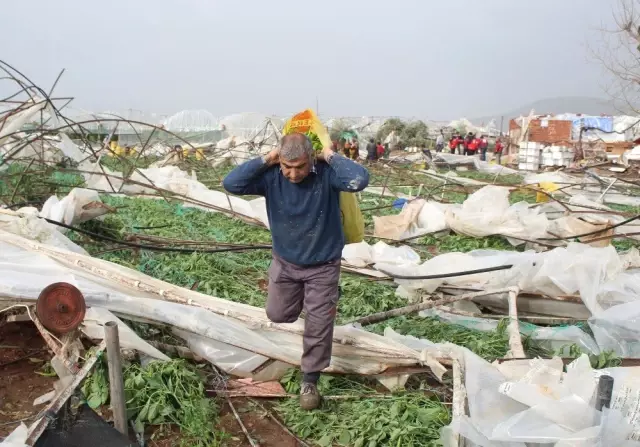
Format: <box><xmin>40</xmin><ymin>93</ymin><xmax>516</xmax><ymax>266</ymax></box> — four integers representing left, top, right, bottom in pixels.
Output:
<box><xmin>1</xmin><ymin>0</ymin><xmax>619</xmax><ymax>120</ymax></box>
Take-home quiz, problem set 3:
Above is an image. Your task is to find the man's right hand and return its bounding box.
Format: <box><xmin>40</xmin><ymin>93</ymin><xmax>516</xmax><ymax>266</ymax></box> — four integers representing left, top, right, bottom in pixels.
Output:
<box><xmin>264</xmin><ymin>149</ymin><xmax>280</xmax><ymax>166</ymax></box>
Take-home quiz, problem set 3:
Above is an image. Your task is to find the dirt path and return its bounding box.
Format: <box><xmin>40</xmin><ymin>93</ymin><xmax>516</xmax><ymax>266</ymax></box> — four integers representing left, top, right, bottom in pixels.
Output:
<box><xmin>0</xmin><ymin>321</ymin><xmax>56</xmax><ymax>438</ymax></box>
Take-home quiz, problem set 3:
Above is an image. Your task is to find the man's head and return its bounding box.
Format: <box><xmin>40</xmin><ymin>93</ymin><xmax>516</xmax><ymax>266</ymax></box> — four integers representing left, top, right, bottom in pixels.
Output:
<box><xmin>279</xmin><ymin>133</ymin><xmax>314</xmax><ymax>184</ymax></box>
<box><xmin>370</xmin><ymin>138</ymin><xmax>374</xmax><ymax>143</ymax></box>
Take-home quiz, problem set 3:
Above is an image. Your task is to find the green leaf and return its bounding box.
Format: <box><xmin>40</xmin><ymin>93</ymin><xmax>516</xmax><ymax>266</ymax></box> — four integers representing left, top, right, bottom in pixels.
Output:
<box><xmin>338</xmin><ymin>429</ymin><xmax>351</xmax><ymax>445</ymax></box>
<box><xmin>317</xmin><ymin>434</ymin><xmax>333</xmax><ymax>447</ymax></box>
<box><xmin>138</xmin><ymin>401</ymin><xmax>150</xmax><ymax>421</ymax></box>
<box><xmin>148</xmin><ymin>402</ymin><xmax>159</xmax><ymax>421</ymax></box>
<box><xmin>354</xmin><ymin>438</ymin><xmax>365</xmax><ymax>447</ymax></box>
<box><xmin>368</xmin><ymin>440</ymin><xmax>377</xmax><ymax>447</ymax></box>
<box><xmin>87</xmin><ymin>394</ymin><xmax>102</xmax><ymax>409</ymax></box>
<box><xmin>132</xmin><ymin>419</ymin><xmax>144</xmax><ymax>434</ymax></box>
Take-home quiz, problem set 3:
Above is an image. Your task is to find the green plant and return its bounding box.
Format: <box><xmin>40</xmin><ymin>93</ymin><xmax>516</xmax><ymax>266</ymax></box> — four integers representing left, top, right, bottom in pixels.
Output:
<box><xmin>276</xmin><ymin>370</ymin><xmax>449</xmax><ymax>447</ymax></box>
<box><xmin>124</xmin><ymin>360</ymin><xmax>220</xmax><ymax>446</ymax></box>
<box><xmin>83</xmin><ymin>358</ymin><xmax>221</xmax><ymax>446</ymax></box>
<box><xmin>420</xmin><ymin>233</ymin><xmax>516</xmax><ymax>254</ymax></box>
<box><xmin>559</xmin><ymin>344</ymin><xmax>622</xmax><ymax>369</ymax></box>
<box><xmin>82</xmin><ymin>352</ymin><xmax>109</xmax><ymax>408</ymax></box>
<box><xmin>370</xmin><ymin>317</ymin><xmax>551</xmax><ymax>361</ymax></box>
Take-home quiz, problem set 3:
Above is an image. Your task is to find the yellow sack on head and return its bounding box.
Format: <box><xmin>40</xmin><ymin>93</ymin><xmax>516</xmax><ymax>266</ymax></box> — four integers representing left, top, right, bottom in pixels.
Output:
<box><xmin>282</xmin><ymin>109</ymin><xmax>331</xmax><ymax>153</ymax></box>
<box><xmin>283</xmin><ymin>109</ymin><xmax>365</xmax><ymax>244</ymax></box>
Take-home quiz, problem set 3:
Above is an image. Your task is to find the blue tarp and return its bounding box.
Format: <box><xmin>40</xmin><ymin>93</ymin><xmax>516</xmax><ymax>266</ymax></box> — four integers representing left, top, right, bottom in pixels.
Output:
<box><xmin>573</xmin><ymin>116</ymin><xmax>613</xmax><ymax>132</ymax></box>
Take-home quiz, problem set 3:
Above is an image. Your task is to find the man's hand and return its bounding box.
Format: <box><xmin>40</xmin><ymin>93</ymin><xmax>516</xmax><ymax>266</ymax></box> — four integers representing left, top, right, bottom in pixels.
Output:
<box><xmin>317</xmin><ymin>146</ymin><xmax>334</xmax><ymax>162</ymax></box>
<box><xmin>264</xmin><ymin>149</ymin><xmax>280</xmax><ymax>166</ymax></box>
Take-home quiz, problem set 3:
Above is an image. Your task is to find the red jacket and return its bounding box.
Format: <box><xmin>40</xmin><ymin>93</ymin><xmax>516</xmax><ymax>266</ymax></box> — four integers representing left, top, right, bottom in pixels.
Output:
<box><xmin>449</xmin><ymin>138</ymin><xmax>457</xmax><ymax>149</ymax></box>
<box><xmin>479</xmin><ymin>138</ymin><xmax>488</xmax><ymax>149</ymax></box>
<box><xmin>468</xmin><ymin>138</ymin><xmax>479</xmax><ymax>151</ymax></box>
<box><xmin>495</xmin><ymin>141</ymin><xmax>504</xmax><ymax>153</ymax></box>
<box><xmin>376</xmin><ymin>144</ymin><xmax>384</xmax><ymax>157</ymax></box>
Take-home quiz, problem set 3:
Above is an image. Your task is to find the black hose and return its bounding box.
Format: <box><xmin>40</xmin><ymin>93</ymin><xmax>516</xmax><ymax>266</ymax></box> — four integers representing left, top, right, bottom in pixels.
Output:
<box><xmin>42</xmin><ymin>217</ymin><xmax>272</xmax><ymax>254</ymax></box>
<box><xmin>375</xmin><ymin>264</ymin><xmax>513</xmax><ymax>280</ymax></box>
<box><xmin>539</xmin><ymin>213</ymin><xmax>640</xmax><ymax>241</ymax></box>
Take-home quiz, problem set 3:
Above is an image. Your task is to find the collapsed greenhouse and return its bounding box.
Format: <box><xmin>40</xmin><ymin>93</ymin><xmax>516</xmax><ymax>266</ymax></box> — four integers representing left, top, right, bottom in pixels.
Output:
<box><xmin>4</xmin><ymin>62</ymin><xmax>640</xmax><ymax>447</ymax></box>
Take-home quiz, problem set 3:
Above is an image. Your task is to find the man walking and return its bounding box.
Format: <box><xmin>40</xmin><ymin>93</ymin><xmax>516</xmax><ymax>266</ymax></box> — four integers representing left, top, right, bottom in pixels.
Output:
<box><xmin>435</xmin><ymin>130</ymin><xmax>445</xmax><ymax>153</ymax></box>
<box><xmin>366</xmin><ymin>138</ymin><xmax>377</xmax><ymax>162</ymax></box>
<box><xmin>223</xmin><ymin>133</ymin><xmax>369</xmax><ymax>410</ymax></box>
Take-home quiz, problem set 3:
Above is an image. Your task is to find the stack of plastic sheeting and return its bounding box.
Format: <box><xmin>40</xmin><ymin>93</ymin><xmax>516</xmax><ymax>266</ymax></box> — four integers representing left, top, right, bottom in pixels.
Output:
<box><xmin>0</xmin><ymin>224</ymin><xmax>431</xmax><ymax>379</ymax></box>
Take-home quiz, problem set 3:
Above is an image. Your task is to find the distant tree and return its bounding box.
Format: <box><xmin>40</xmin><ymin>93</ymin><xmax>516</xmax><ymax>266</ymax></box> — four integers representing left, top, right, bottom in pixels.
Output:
<box><xmin>594</xmin><ymin>0</ymin><xmax>640</xmax><ymax>112</ymax></box>
<box><xmin>376</xmin><ymin>118</ymin><xmax>406</xmax><ymax>146</ymax></box>
<box><xmin>328</xmin><ymin>119</ymin><xmax>351</xmax><ymax>142</ymax></box>
<box><xmin>401</xmin><ymin>120</ymin><xmax>430</xmax><ymax>147</ymax></box>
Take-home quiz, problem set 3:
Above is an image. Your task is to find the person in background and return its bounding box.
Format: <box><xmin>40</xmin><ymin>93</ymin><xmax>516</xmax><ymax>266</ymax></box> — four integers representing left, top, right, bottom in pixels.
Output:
<box><xmin>495</xmin><ymin>138</ymin><xmax>504</xmax><ymax>165</ymax></box>
<box><xmin>343</xmin><ymin>139</ymin><xmax>352</xmax><ymax>158</ymax></box>
<box><xmin>449</xmin><ymin>135</ymin><xmax>457</xmax><ymax>154</ymax></box>
<box><xmin>421</xmin><ymin>144</ymin><xmax>432</xmax><ymax>161</ymax></box>
<box><xmin>457</xmin><ymin>135</ymin><xmax>465</xmax><ymax>155</ymax></box>
<box><xmin>467</xmin><ymin>134</ymin><xmax>478</xmax><ymax>156</ymax></box>
<box><xmin>366</xmin><ymin>138</ymin><xmax>377</xmax><ymax>163</ymax></box>
<box><xmin>435</xmin><ymin>130</ymin><xmax>445</xmax><ymax>153</ymax></box>
<box><xmin>463</xmin><ymin>133</ymin><xmax>473</xmax><ymax>155</ymax></box>
<box><xmin>351</xmin><ymin>139</ymin><xmax>360</xmax><ymax>160</ymax></box>
<box><xmin>223</xmin><ymin>133</ymin><xmax>369</xmax><ymax>411</ymax></box>
<box><xmin>383</xmin><ymin>142</ymin><xmax>390</xmax><ymax>158</ymax></box>
<box><xmin>479</xmin><ymin>135</ymin><xmax>489</xmax><ymax>161</ymax></box>
<box><xmin>376</xmin><ymin>141</ymin><xmax>385</xmax><ymax>160</ymax></box>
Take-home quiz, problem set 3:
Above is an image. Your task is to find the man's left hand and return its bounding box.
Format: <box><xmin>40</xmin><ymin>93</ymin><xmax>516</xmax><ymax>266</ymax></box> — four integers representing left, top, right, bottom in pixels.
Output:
<box><xmin>317</xmin><ymin>146</ymin><xmax>334</xmax><ymax>162</ymax></box>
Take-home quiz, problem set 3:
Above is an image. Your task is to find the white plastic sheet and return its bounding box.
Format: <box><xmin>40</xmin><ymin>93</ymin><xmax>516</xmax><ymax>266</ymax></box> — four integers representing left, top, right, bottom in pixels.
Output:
<box><xmin>0</xmin><ymin>423</ymin><xmax>28</xmax><ymax>447</ymax></box>
<box><xmin>445</xmin><ymin>186</ymin><xmax>549</xmax><ymax>243</ymax></box>
<box><xmin>81</xmin><ymin>163</ymin><xmax>270</xmax><ymax>226</ymax></box>
<box><xmin>82</xmin><ymin>307</ymin><xmax>169</xmax><ymax>360</ymax></box>
<box><xmin>40</xmin><ymin>188</ymin><xmax>110</xmax><ymax>228</ymax></box>
<box><xmin>438</xmin><ymin>345</ymin><xmax>640</xmax><ymax>446</ymax></box>
<box><xmin>0</xmin><ymin>225</ymin><xmax>424</xmax><ymax>378</ymax></box>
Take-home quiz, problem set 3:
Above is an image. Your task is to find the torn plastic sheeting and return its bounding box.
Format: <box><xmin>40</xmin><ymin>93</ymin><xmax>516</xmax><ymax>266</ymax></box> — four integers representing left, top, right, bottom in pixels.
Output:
<box><xmin>172</xmin><ymin>327</ymin><xmax>274</xmax><ymax>378</ymax></box>
<box><xmin>342</xmin><ymin>241</ymin><xmax>421</xmax><ymax>268</ymax></box>
<box><xmin>444</xmin><ymin>186</ymin><xmax>549</xmax><ymax>244</ymax></box>
<box><xmin>419</xmin><ymin>308</ymin><xmax>600</xmax><ymax>355</ymax></box>
<box><xmin>0</xmin><ymin>422</ymin><xmax>28</xmax><ymax>447</ymax></box>
<box><xmin>81</xmin><ymin>307</ymin><xmax>169</xmax><ymax>361</ymax></box>
<box><xmin>40</xmin><ymin>188</ymin><xmax>111</xmax><ymax>228</ymax></box>
<box><xmin>0</xmin><ymin>97</ymin><xmax>47</xmax><ymax>144</ymax></box>
<box><xmin>0</xmin><ymin>209</ymin><xmax>87</xmax><ymax>254</ymax></box>
<box><xmin>0</xmin><ymin>230</ymin><xmax>425</xmax><ymax>377</ymax></box>
<box><xmin>57</xmin><ymin>134</ymin><xmax>86</xmax><ymax>162</ymax></box>
<box><xmin>80</xmin><ymin>163</ymin><xmax>270</xmax><ymax>226</ymax></box>
<box><xmin>441</xmin><ymin>347</ymin><xmax>640</xmax><ymax>446</ymax></box>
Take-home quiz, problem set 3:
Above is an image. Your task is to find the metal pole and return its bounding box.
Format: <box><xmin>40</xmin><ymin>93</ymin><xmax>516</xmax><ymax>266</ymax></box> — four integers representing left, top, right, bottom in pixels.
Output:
<box><xmin>104</xmin><ymin>321</ymin><xmax>128</xmax><ymax>436</ymax></box>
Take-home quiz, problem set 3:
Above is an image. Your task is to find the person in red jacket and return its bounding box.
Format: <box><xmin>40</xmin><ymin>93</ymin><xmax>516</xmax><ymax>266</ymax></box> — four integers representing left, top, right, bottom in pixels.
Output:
<box><xmin>376</xmin><ymin>141</ymin><xmax>384</xmax><ymax>159</ymax></box>
<box><xmin>495</xmin><ymin>138</ymin><xmax>504</xmax><ymax>165</ymax></box>
<box><xmin>466</xmin><ymin>134</ymin><xmax>478</xmax><ymax>155</ymax></box>
<box><xmin>449</xmin><ymin>136</ymin><xmax>458</xmax><ymax>154</ymax></box>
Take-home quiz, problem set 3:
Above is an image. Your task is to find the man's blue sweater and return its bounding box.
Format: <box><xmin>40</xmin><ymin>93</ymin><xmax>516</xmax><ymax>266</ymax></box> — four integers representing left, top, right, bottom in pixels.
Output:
<box><xmin>223</xmin><ymin>154</ymin><xmax>369</xmax><ymax>266</ymax></box>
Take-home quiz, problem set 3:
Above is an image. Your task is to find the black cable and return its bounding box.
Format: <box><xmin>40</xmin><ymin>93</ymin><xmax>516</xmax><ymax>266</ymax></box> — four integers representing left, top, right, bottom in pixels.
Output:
<box><xmin>42</xmin><ymin>217</ymin><xmax>272</xmax><ymax>254</ymax></box>
<box><xmin>132</xmin><ymin>224</ymin><xmax>171</xmax><ymax>230</ymax></box>
<box><xmin>539</xmin><ymin>213</ymin><xmax>640</xmax><ymax>241</ymax></box>
<box><xmin>375</xmin><ymin>264</ymin><xmax>513</xmax><ymax>280</ymax></box>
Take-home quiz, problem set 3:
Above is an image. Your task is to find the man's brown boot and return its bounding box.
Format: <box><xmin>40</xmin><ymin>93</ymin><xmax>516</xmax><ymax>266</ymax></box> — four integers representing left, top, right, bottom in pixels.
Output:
<box><xmin>300</xmin><ymin>382</ymin><xmax>321</xmax><ymax>410</ymax></box>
